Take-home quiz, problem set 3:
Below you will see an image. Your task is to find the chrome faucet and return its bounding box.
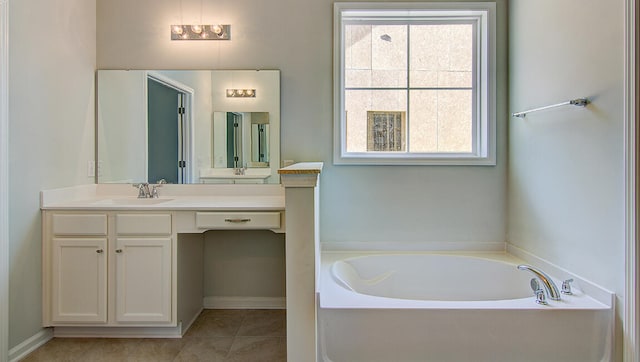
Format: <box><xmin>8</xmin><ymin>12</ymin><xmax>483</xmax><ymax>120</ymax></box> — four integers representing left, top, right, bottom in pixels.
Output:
<box><xmin>133</xmin><ymin>179</ymin><xmax>167</xmax><ymax>198</ymax></box>
<box><xmin>151</xmin><ymin>179</ymin><xmax>167</xmax><ymax>198</ymax></box>
<box><xmin>517</xmin><ymin>264</ymin><xmax>561</xmax><ymax>301</ymax></box>
<box><xmin>133</xmin><ymin>183</ymin><xmax>151</xmax><ymax>198</ymax></box>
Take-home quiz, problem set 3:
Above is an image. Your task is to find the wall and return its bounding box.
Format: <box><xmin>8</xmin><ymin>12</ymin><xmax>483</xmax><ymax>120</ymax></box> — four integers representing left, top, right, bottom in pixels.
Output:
<box><xmin>203</xmin><ymin>231</ymin><xmax>285</xmax><ymax>303</ymax></box>
<box><xmin>97</xmin><ymin>0</ymin><xmax>508</xmax><ymax>246</ymax></box>
<box><xmin>9</xmin><ymin>0</ymin><xmax>96</xmax><ymax>349</ymax></box>
<box><xmin>508</xmin><ymin>0</ymin><xmax>625</xmax><ymax>358</ymax></box>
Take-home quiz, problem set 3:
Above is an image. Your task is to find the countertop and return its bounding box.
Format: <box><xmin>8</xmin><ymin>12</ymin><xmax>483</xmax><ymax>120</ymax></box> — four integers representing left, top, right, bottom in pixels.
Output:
<box><xmin>41</xmin><ymin>163</ymin><xmax>324</xmax><ymax>211</ymax></box>
<box><xmin>41</xmin><ymin>184</ymin><xmax>285</xmax><ymax>211</ymax></box>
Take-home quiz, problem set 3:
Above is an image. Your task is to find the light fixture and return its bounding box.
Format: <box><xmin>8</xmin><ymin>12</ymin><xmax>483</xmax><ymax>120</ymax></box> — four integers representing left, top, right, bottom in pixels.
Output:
<box><xmin>226</xmin><ymin>89</ymin><xmax>256</xmax><ymax>98</ymax></box>
<box><xmin>171</xmin><ymin>24</ymin><xmax>231</xmax><ymax>40</ymax></box>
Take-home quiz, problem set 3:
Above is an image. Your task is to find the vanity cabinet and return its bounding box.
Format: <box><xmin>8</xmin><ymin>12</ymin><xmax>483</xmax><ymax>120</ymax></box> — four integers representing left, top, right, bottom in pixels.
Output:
<box><xmin>51</xmin><ymin>237</ymin><xmax>108</xmax><ymax>323</ymax></box>
<box><xmin>43</xmin><ymin>211</ymin><xmax>175</xmax><ymax>327</ymax></box>
<box><xmin>40</xmin><ymin>183</ymin><xmax>287</xmax><ymax>338</ymax></box>
<box><xmin>114</xmin><ymin>214</ymin><xmax>172</xmax><ymax>323</ymax></box>
<box><xmin>49</xmin><ymin>214</ymin><xmax>108</xmax><ymax>324</ymax></box>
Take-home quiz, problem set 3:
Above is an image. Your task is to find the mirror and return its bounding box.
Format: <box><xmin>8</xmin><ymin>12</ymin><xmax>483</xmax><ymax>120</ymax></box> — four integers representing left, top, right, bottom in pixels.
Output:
<box><xmin>212</xmin><ymin>111</ymin><xmax>270</xmax><ymax>168</ymax></box>
<box><xmin>96</xmin><ymin>69</ymin><xmax>280</xmax><ymax>184</ymax></box>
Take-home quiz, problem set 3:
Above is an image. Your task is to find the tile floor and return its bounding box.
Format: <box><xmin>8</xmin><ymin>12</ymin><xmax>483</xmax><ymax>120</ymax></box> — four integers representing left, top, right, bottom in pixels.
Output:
<box><xmin>22</xmin><ymin>309</ymin><xmax>286</xmax><ymax>362</ymax></box>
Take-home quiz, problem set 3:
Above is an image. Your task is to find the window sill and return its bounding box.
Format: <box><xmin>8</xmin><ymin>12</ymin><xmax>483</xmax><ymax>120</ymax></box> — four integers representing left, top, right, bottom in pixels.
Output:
<box><xmin>333</xmin><ymin>153</ymin><xmax>497</xmax><ymax>166</ymax></box>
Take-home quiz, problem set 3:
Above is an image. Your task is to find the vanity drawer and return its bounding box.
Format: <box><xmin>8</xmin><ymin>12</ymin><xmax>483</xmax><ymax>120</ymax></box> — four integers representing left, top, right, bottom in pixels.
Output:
<box><xmin>195</xmin><ymin>212</ymin><xmax>280</xmax><ymax>230</ymax></box>
<box><xmin>116</xmin><ymin>214</ymin><xmax>172</xmax><ymax>235</ymax></box>
<box><xmin>52</xmin><ymin>214</ymin><xmax>108</xmax><ymax>236</ymax></box>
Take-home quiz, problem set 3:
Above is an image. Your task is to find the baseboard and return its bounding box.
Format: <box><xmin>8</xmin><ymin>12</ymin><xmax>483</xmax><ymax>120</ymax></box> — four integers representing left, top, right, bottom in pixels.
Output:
<box><xmin>52</xmin><ymin>324</ymin><xmax>182</xmax><ymax>339</ymax></box>
<box><xmin>9</xmin><ymin>328</ymin><xmax>53</xmax><ymax>362</ymax></box>
<box><xmin>203</xmin><ymin>296</ymin><xmax>286</xmax><ymax>309</ymax></box>
<box><xmin>180</xmin><ymin>307</ymin><xmax>203</xmax><ymax>336</ymax></box>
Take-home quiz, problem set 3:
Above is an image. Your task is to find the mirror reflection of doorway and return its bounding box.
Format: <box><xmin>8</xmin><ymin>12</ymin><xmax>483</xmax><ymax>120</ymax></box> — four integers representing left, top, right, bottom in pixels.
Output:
<box><xmin>226</xmin><ymin>112</ymin><xmax>243</xmax><ymax>168</ymax></box>
<box><xmin>147</xmin><ymin>78</ymin><xmax>189</xmax><ymax>183</ymax></box>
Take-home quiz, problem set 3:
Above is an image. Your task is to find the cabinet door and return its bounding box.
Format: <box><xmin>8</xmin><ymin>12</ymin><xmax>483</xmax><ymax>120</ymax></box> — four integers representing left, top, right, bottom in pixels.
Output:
<box><xmin>51</xmin><ymin>238</ymin><xmax>107</xmax><ymax>323</ymax></box>
<box><xmin>114</xmin><ymin>237</ymin><xmax>172</xmax><ymax>323</ymax></box>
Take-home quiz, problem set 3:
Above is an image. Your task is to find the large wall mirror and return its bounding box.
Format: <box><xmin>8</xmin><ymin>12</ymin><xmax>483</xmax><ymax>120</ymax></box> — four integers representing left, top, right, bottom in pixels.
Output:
<box><xmin>97</xmin><ymin>69</ymin><xmax>280</xmax><ymax>184</ymax></box>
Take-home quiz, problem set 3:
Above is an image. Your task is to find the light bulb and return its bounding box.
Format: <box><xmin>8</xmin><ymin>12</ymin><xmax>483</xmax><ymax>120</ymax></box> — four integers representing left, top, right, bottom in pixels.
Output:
<box><xmin>191</xmin><ymin>25</ymin><xmax>203</xmax><ymax>34</ymax></box>
<box><xmin>226</xmin><ymin>89</ymin><xmax>234</xmax><ymax>97</ymax></box>
<box><xmin>210</xmin><ymin>25</ymin><xmax>224</xmax><ymax>36</ymax></box>
<box><xmin>246</xmin><ymin>89</ymin><xmax>255</xmax><ymax>97</ymax></box>
<box><xmin>172</xmin><ymin>25</ymin><xmax>184</xmax><ymax>35</ymax></box>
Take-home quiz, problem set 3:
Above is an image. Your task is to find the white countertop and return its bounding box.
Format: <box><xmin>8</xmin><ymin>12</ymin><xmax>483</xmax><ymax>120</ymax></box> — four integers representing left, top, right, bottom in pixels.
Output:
<box><xmin>41</xmin><ymin>184</ymin><xmax>285</xmax><ymax>211</ymax></box>
<box><xmin>41</xmin><ymin>162</ymin><xmax>324</xmax><ymax>211</ymax></box>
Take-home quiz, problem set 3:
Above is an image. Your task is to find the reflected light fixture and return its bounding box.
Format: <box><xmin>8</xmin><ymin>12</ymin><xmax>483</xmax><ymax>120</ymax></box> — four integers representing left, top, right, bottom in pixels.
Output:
<box><xmin>171</xmin><ymin>24</ymin><xmax>231</xmax><ymax>40</ymax></box>
<box><xmin>226</xmin><ymin>89</ymin><xmax>256</xmax><ymax>98</ymax></box>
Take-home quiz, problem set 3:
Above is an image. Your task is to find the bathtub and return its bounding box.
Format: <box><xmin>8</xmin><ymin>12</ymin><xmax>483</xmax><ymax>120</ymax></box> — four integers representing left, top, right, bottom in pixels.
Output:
<box><xmin>318</xmin><ymin>252</ymin><xmax>614</xmax><ymax>362</ymax></box>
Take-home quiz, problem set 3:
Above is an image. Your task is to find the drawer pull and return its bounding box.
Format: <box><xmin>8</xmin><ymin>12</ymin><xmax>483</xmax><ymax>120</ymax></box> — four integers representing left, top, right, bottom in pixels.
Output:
<box><xmin>115</xmin><ymin>249</ymin><xmax>123</xmax><ymax>253</ymax></box>
<box><xmin>224</xmin><ymin>218</ymin><xmax>251</xmax><ymax>223</ymax></box>
<box><xmin>96</xmin><ymin>249</ymin><xmax>104</xmax><ymax>254</ymax></box>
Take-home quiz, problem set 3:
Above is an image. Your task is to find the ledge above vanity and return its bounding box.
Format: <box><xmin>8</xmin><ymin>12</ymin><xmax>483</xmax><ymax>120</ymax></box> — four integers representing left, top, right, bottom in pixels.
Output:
<box><xmin>40</xmin><ymin>184</ymin><xmax>285</xmax><ymax>211</ymax></box>
<box><xmin>278</xmin><ymin>162</ymin><xmax>323</xmax><ymax>188</ymax></box>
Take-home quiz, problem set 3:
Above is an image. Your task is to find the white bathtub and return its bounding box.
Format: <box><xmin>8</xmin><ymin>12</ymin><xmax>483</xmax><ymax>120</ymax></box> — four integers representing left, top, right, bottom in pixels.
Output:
<box><xmin>318</xmin><ymin>252</ymin><xmax>614</xmax><ymax>362</ymax></box>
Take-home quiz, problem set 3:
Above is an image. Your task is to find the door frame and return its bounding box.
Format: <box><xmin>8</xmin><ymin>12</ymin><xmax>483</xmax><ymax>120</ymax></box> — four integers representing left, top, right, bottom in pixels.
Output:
<box><xmin>146</xmin><ymin>71</ymin><xmax>195</xmax><ymax>183</ymax></box>
<box><xmin>625</xmin><ymin>0</ymin><xmax>638</xmax><ymax>360</ymax></box>
<box><xmin>0</xmin><ymin>0</ymin><xmax>9</xmax><ymax>360</ymax></box>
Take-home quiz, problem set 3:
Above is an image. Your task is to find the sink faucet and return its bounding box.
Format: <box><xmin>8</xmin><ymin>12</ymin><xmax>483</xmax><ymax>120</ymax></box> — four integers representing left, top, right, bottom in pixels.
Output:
<box><xmin>133</xmin><ymin>183</ymin><xmax>151</xmax><ymax>198</ymax></box>
<box><xmin>133</xmin><ymin>179</ymin><xmax>167</xmax><ymax>198</ymax></box>
<box><xmin>517</xmin><ymin>264</ymin><xmax>561</xmax><ymax>301</ymax></box>
<box><xmin>151</xmin><ymin>179</ymin><xmax>167</xmax><ymax>198</ymax></box>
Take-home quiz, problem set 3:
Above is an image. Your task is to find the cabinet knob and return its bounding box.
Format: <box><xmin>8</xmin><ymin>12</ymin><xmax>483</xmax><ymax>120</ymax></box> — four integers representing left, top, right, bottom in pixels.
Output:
<box><xmin>115</xmin><ymin>249</ymin><xmax>123</xmax><ymax>253</ymax></box>
<box><xmin>96</xmin><ymin>249</ymin><xmax>104</xmax><ymax>254</ymax></box>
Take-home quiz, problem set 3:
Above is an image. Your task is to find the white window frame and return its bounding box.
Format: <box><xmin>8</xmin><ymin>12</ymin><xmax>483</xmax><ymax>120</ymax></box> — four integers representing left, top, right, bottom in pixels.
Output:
<box><xmin>333</xmin><ymin>2</ymin><xmax>496</xmax><ymax>165</ymax></box>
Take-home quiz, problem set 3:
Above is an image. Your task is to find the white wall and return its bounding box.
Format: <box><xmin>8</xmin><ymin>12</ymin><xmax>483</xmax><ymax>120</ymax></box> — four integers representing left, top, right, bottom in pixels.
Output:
<box><xmin>203</xmin><ymin>231</ymin><xmax>285</xmax><ymax>299</ymax></box>
<box><xmin>97</xmin><ymin>0</ymin><xmax>508</xmax><ymax>246</ymax></box>
<box><xmin>9</xmin><ymin>0</ymin><xmax>96</xmax><ymax>349</ymax></box>
<box><xmin>508</xmin><ymin>0</ymin><xmax>625</xmax><ymax>358</ymax></box>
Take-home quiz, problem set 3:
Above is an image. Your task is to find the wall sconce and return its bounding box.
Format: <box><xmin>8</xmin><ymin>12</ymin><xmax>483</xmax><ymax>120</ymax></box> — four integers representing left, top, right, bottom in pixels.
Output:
<box><xmin>226</xmin><ymin>89</ymin><xmax>256</xmax><ymax>98</ymax></box>
<box><xmin>171</xmin><ymin>24</ymin><xmax>231</xmax><ymax>40</ymax></box>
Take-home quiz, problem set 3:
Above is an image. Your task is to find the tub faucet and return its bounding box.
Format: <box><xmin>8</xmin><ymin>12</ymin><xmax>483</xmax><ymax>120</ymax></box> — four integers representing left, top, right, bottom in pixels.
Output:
<box><xmin>517</xmin><ymin>264</ymin><xmax>561</xmax><ymax>301</ymax></box>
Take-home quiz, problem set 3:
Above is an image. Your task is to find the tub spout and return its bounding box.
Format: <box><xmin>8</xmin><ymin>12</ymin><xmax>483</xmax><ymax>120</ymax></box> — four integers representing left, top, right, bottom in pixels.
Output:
<box><xmin>517</xmin><ymin>265</ymin><xmax>561</xmax><ymax>301</ymax></box>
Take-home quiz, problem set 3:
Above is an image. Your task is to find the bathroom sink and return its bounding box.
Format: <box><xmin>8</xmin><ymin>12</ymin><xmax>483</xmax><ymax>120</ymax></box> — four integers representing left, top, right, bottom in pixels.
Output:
<box><xmin>92</xmin><ymin>197</ymin><xmax>174</xmax><ymax>206</ymax></box>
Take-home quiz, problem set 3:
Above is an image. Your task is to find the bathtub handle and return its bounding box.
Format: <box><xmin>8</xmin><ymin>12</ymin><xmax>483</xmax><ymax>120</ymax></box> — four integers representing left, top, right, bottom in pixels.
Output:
<box><xmin>534</xmin><ymin>289</ymin><xmax>548</xmax><ymax>305</ymax></box>
<box><xmin>561</xmin><ymin>279</ymin><xmax>574</xmax><ymax>295</ymax></box>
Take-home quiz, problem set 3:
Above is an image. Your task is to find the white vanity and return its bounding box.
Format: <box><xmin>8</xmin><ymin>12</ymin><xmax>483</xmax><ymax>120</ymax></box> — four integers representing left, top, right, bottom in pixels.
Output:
<box><xmin>40</xmin><ymin>184</ymin><xmax>285</xmax><ymax>337</ymax></box>
<box><xmin>62</xmin><ymin>68</ymin><xmax>321</xmax><ymax>359</ymax></box>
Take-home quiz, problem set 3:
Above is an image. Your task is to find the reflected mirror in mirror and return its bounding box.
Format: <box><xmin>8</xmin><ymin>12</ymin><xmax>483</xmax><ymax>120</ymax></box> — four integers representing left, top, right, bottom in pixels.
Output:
<box><xmin>97</xmin><ymin>69</ymin><xmax>280</xmax><ymax>184</ymax></box>
<box><xmin>212</xmin><ymin>112</ymin><xmax>270</xmax><ymax>169</ymax></box>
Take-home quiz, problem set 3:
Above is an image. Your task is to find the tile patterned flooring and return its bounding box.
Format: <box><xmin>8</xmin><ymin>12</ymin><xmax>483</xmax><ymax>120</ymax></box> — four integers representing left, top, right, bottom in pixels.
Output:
<box><xmin>22</xmin><ymin>309</ymin><xmax>286</xmax><ymax>362</ymax></box>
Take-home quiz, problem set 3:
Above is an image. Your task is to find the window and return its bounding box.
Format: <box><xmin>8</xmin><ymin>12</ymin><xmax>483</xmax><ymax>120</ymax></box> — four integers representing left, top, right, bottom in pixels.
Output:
<box><xmin>333</xmin><ymin>2</ymin><xmax>496</xmax><ymax>165</ymax></box>
<box><xmin>367</xmin><ymin>111</ymin><xmax>406</xmax><ymax>151</ymax></box>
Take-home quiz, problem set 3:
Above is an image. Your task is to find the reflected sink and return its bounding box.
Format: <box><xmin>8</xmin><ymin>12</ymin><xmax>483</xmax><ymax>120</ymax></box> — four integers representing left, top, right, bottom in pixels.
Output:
<box><xmin>92</xmin><ymin>198</ymin><xmax>174</xmax><ymax>205</ymax></box>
